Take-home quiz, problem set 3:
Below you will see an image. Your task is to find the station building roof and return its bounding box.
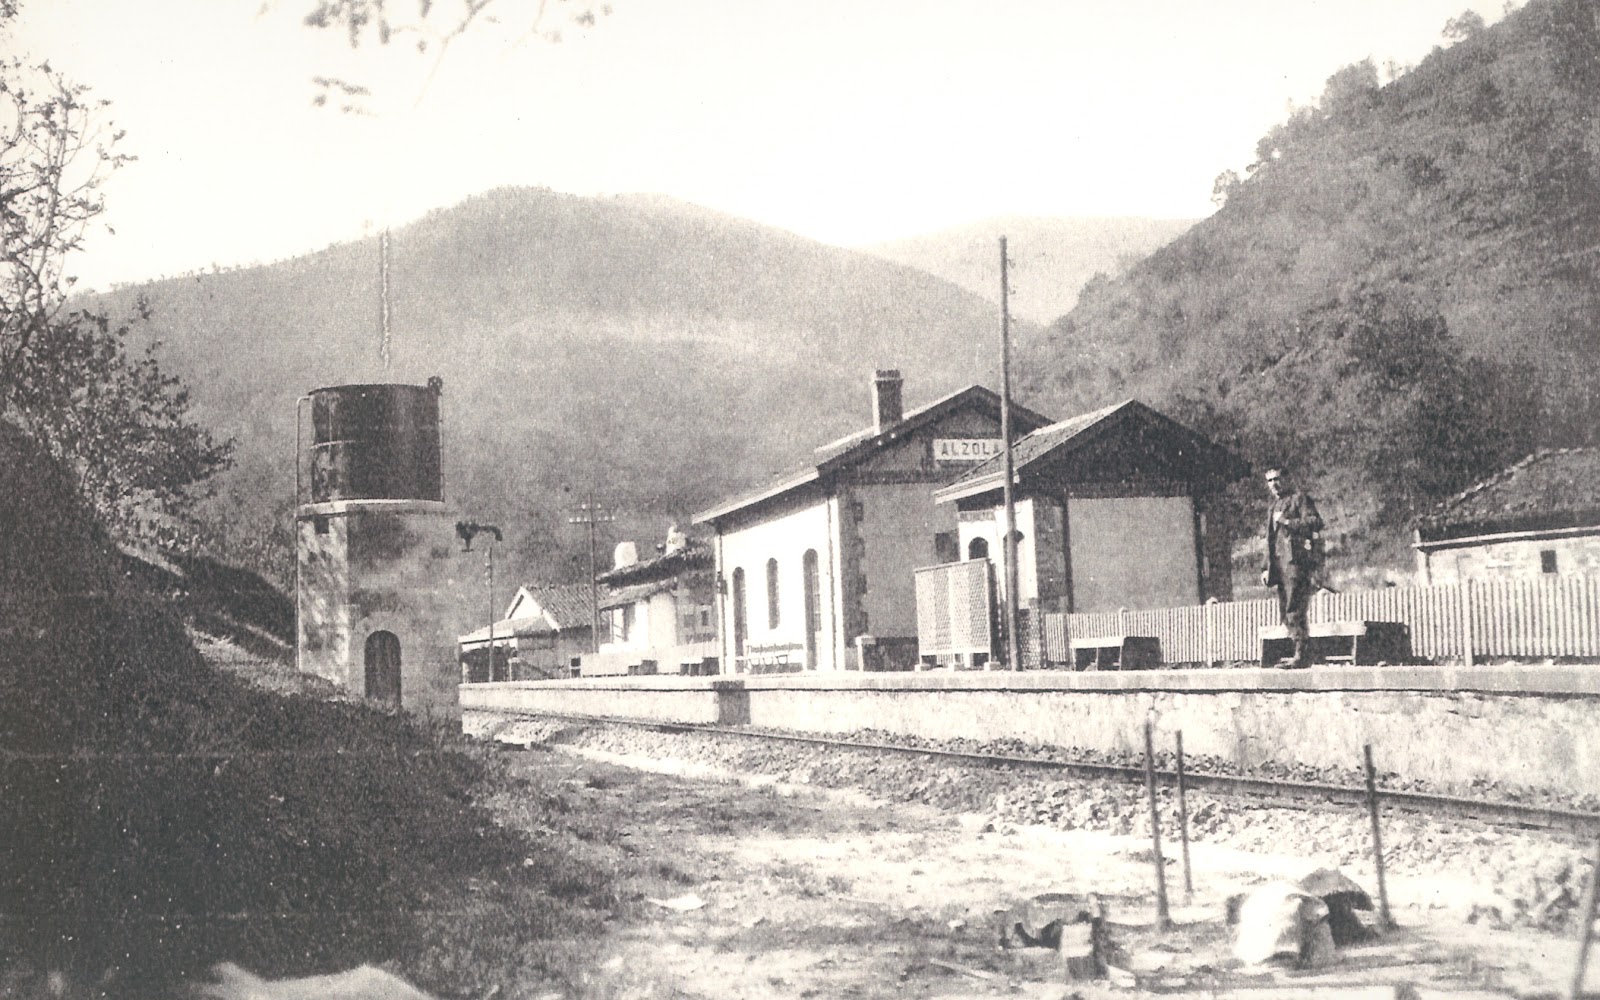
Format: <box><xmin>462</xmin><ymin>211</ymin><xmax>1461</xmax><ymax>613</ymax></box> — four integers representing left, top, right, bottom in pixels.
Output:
<box><xmin>693</xmin><ymin>384</ymin><xmax>1052</xmax><ymax>525</ymax></box>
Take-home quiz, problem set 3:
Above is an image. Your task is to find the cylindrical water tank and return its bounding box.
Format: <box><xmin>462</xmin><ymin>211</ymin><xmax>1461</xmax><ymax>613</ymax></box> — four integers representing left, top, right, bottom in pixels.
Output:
<box><xmin>306</xmin><ymin>382</ymin><xmax>442</xmax><ymax>503</ymax></box>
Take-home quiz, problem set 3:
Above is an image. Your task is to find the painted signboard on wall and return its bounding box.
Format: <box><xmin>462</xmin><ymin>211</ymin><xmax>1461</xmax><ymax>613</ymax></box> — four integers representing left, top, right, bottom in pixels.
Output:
<box><xmin>934</xmin><ymin>438</ymin><xmax>1003</xmax><ymax>462</ymax></box>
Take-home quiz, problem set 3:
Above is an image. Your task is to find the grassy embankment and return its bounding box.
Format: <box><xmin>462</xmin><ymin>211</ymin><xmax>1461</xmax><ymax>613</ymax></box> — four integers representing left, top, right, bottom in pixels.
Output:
<box><xmin>0</xmin><ymin>421</ymin><xmax>702</xmax><ymax>998</ymax></box>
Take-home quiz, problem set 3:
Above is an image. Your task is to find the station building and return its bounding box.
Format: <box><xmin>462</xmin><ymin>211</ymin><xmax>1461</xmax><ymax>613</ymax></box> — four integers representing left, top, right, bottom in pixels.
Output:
<box><xmin>693</xmin><ymin>371</ymin><xmax>1051</xmax><ymax>673</ymax></box>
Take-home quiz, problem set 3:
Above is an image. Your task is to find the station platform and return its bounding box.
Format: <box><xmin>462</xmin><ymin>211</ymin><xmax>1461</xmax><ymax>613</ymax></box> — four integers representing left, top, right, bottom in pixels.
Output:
<box><xmin>462</xmin><ymin>663</ymin><xmax>1600</xmax><ymax>800</ymax></box>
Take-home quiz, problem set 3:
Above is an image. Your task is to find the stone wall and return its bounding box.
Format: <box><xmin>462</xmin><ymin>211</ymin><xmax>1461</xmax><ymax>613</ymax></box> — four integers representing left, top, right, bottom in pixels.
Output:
<box><xmin>462</xmin><ymin>666</ymin><xmax>1600</xmax><ymax>797</ymax></box>
<box><xmin>298</xmin><ymin>499</ymin><xmax>468</xmax><ymax>718</ymax></box>
<box><xmin>1422</xmin><ymin>531</ymin><xmax>1600</xmax><ymax>584</ymax></box>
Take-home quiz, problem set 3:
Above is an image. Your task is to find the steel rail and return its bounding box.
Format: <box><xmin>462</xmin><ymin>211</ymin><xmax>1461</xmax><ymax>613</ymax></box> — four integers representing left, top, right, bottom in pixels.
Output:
<box><xmin>491</xmin><ymin>710</ymin><xmax>1600</xmax><ymax>837</ymax></box>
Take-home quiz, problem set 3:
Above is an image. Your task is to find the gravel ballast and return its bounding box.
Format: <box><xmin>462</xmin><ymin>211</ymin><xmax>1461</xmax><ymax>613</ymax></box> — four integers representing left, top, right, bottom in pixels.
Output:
<box><xmin>467</xmin><ymin>711</ymin><xmax>1596</xmax><ymax>935</ymax></box>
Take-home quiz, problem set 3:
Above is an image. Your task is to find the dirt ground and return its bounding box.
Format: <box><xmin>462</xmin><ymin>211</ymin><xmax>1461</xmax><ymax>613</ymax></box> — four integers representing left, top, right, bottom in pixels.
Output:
<box><xmin>492</xmin><ymin>743</ymin><xmax>1593</xmax><ymax>1000</ymax></box>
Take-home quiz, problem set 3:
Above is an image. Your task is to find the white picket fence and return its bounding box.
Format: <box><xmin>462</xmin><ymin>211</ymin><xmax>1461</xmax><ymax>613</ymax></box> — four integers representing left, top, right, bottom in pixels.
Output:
<box><xmin>1040</xmin><ymin>576</ymin><xmax>1600</xmax><ymax>665</ymax></box>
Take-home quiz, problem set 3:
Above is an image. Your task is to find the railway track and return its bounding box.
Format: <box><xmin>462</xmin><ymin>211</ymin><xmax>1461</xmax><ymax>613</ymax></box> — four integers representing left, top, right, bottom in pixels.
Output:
<box><xmin>488</xmin><ymin>710</ymin><xmax>1600</xmax><ymax>837</ymax></box>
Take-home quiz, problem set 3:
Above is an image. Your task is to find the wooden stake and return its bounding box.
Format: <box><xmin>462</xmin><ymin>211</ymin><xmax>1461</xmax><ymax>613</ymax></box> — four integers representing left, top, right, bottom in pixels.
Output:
<box><xmin>1570</xmin><ymin>832</ymin><xmax>1600</xmax><ymax>1000</ymax></box>
<box><xmin>1363</xmin><ymin>744</ymin><xmax>1394</xmax><ymax>929</ymax></box>
<box><xmin>1144</xmin><ymin>719</ymin><xmax>1171</xmax><ymax>928</ymax></box>
<box><xmin>1176</xmin><ymin>730</ymin><xmax>1193</xmax><ymax>898</ymax></box>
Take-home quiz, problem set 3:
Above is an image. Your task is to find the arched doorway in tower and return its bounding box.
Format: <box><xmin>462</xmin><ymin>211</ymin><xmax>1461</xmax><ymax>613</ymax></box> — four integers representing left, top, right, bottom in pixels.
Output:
<box><xmin>364</xmin><ymin>630</ymin><xmax>402</xmax><ymax>707</ymax></box>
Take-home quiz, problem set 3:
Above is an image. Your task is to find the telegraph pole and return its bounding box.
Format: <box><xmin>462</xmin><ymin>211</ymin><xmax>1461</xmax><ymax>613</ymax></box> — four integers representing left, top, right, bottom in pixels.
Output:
<box><xmin>567</xmin><ymin>493</ymin><xmax>614</xmax><ymax>654</ymax></box>
<box><xmin>378</xmin><ymin>228</ymin><xmax>392</xmax><ymax>371</ymax></box>
<box><xmin>999</xmin><ymin>236</ymin><xmax>1021</xmax><ymax>671</ymax></box>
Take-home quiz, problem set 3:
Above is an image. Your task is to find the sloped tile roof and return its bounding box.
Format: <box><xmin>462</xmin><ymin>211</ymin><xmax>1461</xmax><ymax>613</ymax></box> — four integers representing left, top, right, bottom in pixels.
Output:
<box><xmin>1416</xmin><ymin>448</ymin><xmax>1600</xmax><ymax>542</ymax></box>
<box><xmin>519</xmin><ymin>583</ymin><xmax>595</xmax><ymax>630</ymax></box>
<box><xmin>459</xmin><ymin>615</ymin><xmax>556</xmax><ymax>645</ymax></box>
<box><xmin>956</xmin><ymin>400</ymin><xmax>1128</xmax><ymax>481</ymax></box>
<box><xmin>596</xmin><ymin>540</ymin><xmax>713</xmax><ymax>586</ymax></box>
<box><xmin>693</xmin><ymin>384</ymin><xmax>1053</xmax><ymax>524</ymax></box>
<box><xmin>936</xmin><ymin>399</ymin><xmax>1248</xmax><ymax>502</ymax></box>
<box><xmin>598</xmin><ymin>579</ymin><xmax>680</xmax><ymax>611</ymax></box>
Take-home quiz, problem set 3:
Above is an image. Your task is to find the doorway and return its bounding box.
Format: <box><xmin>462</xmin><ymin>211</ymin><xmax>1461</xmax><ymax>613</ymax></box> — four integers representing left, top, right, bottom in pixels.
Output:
<box><xmin>731</xmin><ymin>568</ymin><xmax>747</xmax><ymax>660</ymax></box>
<box><xmin>364</xmin><ymin>630</ymin><xmax>402</xmax><ymax>706</ymax></box>
<box><xmin>802</xmin><ymin>549</ymin><xmax>821</xmax><ymax>670</ymax></box>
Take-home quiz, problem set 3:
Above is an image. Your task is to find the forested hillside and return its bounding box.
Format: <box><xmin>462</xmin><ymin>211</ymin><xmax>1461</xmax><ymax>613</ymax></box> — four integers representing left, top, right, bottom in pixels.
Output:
<box><xmin>1021</xmin><ymin>0</ymin><xmax>1600</xmax><ymax>568</ymax></box>
<box><xmin>88</xmin><ymin>189</ymin><xmax>1021</xmax><ymax>588</ymax></box>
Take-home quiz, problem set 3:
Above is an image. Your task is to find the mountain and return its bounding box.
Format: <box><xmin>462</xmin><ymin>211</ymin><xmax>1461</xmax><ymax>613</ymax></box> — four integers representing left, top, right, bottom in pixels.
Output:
<box><xmin>87</xmin><ymin>188</ymin><xmax>1032</xmax><ymax>587</ymax></box>
<box><xmin>861</xmin><ymin>216</ymin><xmax>1196</xmax><ymax>324</ymax></box>
<box><xmin>1018</xmin><ymin>0</ymin><xmax>1600</xmax><ymax>569</ymax></box>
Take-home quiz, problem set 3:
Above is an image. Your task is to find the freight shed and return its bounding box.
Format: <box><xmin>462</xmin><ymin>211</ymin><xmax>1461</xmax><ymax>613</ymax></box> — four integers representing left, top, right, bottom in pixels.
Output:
<box><xmin>931</xmin><ymin>399</ymin><xmax>1248</xmax><ymax>616</ymax></box>
<box><xmin>693</xmin><ymin>371</ymin><xmax>1052</xmax><ymax>674</ymax></box>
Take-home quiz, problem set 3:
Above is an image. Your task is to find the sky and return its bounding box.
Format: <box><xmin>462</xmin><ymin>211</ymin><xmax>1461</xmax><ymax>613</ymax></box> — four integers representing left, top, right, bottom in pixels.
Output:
<box><xmin>14</xmin><ymin>0</ymin><xmax>1510</xmax><ymax>291</ymax></box>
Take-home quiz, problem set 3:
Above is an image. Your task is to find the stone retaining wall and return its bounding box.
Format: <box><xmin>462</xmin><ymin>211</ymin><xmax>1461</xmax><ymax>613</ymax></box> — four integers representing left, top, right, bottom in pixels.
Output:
<box><xmin>461</xmin><ymin>666</ymin><xmax>1600</xmax><ymax>797</ymax></box>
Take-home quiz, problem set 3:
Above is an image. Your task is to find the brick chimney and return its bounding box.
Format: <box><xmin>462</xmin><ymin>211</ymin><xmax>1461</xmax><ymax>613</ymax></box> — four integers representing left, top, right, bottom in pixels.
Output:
<box><xmin>873</xmin><ymin>369</ymin><xmax>904</xmax><ymax>433</ymax></box>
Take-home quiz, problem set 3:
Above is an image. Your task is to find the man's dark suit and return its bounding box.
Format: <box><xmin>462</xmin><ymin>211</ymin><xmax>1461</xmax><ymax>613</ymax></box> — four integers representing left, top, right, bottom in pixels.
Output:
<box><xmin>1265</xmin><ymin>491</ymin><xmax>1323</xmax><ymax>667</ymax></box>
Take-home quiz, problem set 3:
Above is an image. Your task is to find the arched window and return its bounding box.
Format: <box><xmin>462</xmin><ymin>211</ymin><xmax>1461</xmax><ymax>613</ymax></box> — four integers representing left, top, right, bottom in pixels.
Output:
<box><xmin>766</xmin><ymin>557</ymin><xmax>780</xmax><ymax>629</ymax></box>
<box><xmin>731</xmin><ymin>568</ymin><xmax>747</xmax><ymax>656</ymax></box>
<box><xmin>364</xmin><ymin>630</ymin><xmax>402</xmax><ymax>706</ymax></box>
<box><xmin>968</xmin><ymin>537</ymin><xmax>989</xmax><ymax>560</ymax></box>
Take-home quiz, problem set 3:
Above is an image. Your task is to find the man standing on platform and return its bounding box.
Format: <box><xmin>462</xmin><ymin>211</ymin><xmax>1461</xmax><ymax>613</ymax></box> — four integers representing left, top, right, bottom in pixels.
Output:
<box><xmin>1261</xmin><ymin>467</ymin><xmax>1324</xmax><ymax>668</ymax></box>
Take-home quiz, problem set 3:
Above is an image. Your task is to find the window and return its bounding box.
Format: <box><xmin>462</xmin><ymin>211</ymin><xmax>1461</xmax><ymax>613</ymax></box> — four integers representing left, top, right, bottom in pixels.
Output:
<box><xmin>1541</xmin><ymin>549</ymin><xmax>1558</xmax><ymax>574</ymax></box>
<box><xmin>767</xmin><ymin>558</ymin><xmax>780</xmax><ymax>629</ymax></box>
<box><xmin>934</xmin><ymin>531</ymin><xmax>958</xmax><ymax>564</ymax></box>
<box><xmin>314</xmin><ymin>514</ymin><xmax>330</xmax><ymax>535</ymax></box>
<box><xmin>968</xmin><ymin>537</ymin><xmax>989</xmax><ymax>560</ymax></box>
<box><xmin>606</xmin><ymin>605</ymin><xmax>635</xmax><ymax>643</ymax></box>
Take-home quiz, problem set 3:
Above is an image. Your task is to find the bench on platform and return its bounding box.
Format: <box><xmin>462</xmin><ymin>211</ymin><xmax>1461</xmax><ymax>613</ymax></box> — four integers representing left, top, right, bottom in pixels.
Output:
<box><xmin>1070</xmin><ymin>635</ymin><xmax>1162</xmax><ymax>671</ymax></box>
<box><xmin>1258</xmin><ymin>620</ymin><xmax>1412</xmax><ymax>667</ymax></box>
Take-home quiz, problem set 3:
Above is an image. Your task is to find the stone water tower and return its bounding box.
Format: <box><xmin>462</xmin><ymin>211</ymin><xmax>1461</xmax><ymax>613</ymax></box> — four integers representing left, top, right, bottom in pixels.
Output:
<box><xmin>296</xmin><ymin>379</ymin><xmax>461</xmax><ymax>716</ymax></box>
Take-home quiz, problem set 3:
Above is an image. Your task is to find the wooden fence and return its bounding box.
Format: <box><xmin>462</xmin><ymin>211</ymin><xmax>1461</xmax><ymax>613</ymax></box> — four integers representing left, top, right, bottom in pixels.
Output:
<box><xmin>1042</xmin><ymin>576</ymin><xmax>1600</xmax><ymax>666</ymax></box>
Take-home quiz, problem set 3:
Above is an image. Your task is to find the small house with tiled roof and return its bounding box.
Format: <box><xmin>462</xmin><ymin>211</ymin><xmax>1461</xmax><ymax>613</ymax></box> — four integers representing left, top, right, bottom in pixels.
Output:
<box><xmin>586</xmin><ymin>530</ymin><xmax>718</xmax><ymax>676</ymax></box>
<box><xmin>458</xmin><ymin>582</ymin><xmax>594</xmax><ymax>682</ymax></box>
<box><xmin>1414</xmin><ymin>448</ymin><xmax>1600</xmax><ymax>584</ymax></box>
<box><xmin>932</xmin><ymin>399</ymin><xmax>1249</xmax><ymax>615</ymax></box>
<box><xmin>693</xmin><ymin>371</ymin><xmax>1053</xmax><ymax>673</ymax></box>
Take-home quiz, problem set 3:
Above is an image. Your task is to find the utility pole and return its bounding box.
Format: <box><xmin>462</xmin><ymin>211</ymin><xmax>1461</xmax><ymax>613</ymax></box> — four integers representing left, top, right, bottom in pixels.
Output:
<box><xmin>999</xmin><ymin>236</ymin><xmax>1021</xmax><ymax>671</ymax></box>
<box><xmin>567</xmin><ymin>493</ymin><xmax>614</xmax><ymax>654</ymax></box>
<box><xmin>456</xmin><ymin>521</ymin><xmax>502</xmax><ymax>680</ymax></box>
<box><xmin>378</xmin><ymin>228</ymin><xmax>392</xmax><ymax>371</ymax></box>
<box><xmin>486</xmin><ymin>541</ymin><xmax>495</xmax><ymax>678</ymax></box>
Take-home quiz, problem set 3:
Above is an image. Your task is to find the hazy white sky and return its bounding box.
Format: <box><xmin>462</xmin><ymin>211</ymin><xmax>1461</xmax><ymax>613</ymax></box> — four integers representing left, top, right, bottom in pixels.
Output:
<box><xmin>15</xmin><ymin>0</ymin><xmax>1507</xmax><ymax>290</ymax></box>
